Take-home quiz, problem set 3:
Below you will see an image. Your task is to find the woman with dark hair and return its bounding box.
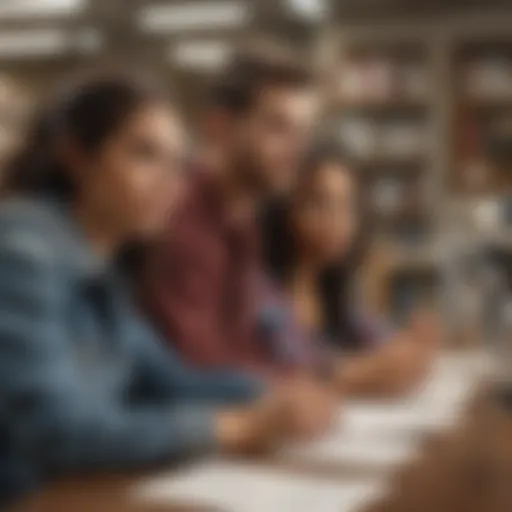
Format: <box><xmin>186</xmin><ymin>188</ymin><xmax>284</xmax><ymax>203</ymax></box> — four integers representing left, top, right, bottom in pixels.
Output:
<box><xmin>262</xmin><ymin>142</ymin><xmax>439</xmax><ymax>396</ymax></box>
<box><xmin>0</xmin><ymin>71</ymin><xmax>332</xmax><ymax>496</ymax></box>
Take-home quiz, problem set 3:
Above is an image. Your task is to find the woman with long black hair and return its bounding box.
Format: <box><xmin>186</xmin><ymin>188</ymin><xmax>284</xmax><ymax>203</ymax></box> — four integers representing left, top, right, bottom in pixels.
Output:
<box><xmin>0</xmin><ymin>71</ymin><xmax>332</xmax><ymax>498</ymax></box>
<box><xmin>262</xmin><ymin>141</ymin><xmax>439</xmax><ymax>396</ymax></box>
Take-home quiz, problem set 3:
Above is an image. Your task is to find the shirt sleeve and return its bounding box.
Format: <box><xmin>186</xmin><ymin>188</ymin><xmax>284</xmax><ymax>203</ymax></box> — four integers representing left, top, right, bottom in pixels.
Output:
<box><xmin>0</xmin><ymin>223</ymin><xmax>218</xmax><ymax>476</ymax></box>
<box><xmin>127</xmin><ymin>312</ymin><xmax>264</xmax><ymax>405</ymax></box>
<box><xmin>351</xmin><ymin>308</ymin><xmax>391</xmax><ymax>349</ymax></box>
<box><xmin>254</xmin><ymin>272</ymin><xmax>313</xmax><ymax>369</ymax></box>
<box><xmin>331</xmin><ymin>305</ymin><xmax>391</xmax><ymax>353</ymax></box>
<box><xmin>141</xmin><ymin>215</ymin><xmax>237</xmax><ymax>367</ymax></box>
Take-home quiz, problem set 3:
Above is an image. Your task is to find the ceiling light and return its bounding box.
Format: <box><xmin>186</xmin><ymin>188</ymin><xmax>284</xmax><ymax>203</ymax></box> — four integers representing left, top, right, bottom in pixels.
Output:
<box><xmin>75</xmin><ymin>28</ymin><xmax>103</xmax><ymax>54</ymax></box>
<box><xmin>170</xmin><ymin>40</ymin><xmax>232</xmax><ymax>70</ymax></box>
<box><xmin>0</xmin><ymin>29</ymin><xmax>69</xmax><ymax>58</ymax></box>
<box><xmin>0</xmin><ymin>0</ymin><xmax>86</xmax><ymax>18</ymax></box>
<box><xmin>285</xmin><ymin>0</ymin><xmax>327</xmax><ymax>21</ymax></box>
<box><xmin>139</xmin><ymin>2</ymin><xmax>250</xmax><ymax>33</ymax></box>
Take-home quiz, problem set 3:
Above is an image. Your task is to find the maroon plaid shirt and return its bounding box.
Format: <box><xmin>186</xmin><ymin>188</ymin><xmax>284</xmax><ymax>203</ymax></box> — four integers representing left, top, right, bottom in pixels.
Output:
<box><xmin>140</xmin><ymin>170</ymin><xmax>302</xmax><ymax>372</ymax></box>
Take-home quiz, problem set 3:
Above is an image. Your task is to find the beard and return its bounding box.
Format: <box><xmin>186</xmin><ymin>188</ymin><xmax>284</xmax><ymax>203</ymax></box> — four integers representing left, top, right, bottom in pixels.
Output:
<box><xmin>231</xmin><ymin>150</ymin><xmax>270</xmax><ymax>198</ymax></box>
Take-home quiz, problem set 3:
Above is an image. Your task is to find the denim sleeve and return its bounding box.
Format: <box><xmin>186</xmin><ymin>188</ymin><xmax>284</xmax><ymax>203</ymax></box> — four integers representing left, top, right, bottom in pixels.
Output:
<box><xmin>0</xmin><ymin>223</ymin><xmax>217</xmax><ymax>475</ymax></box>
<box><xmin>127</xmin><ymin>313</ymin><xmax>264</xmax><ymax>405</ymax></box>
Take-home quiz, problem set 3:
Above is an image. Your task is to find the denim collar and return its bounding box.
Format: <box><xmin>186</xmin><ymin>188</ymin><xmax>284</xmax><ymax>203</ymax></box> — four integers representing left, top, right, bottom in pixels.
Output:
<box><xmin>39</xmin><ymin>195</ymin><xmax>111</xmax><ymax>280</ymax></box>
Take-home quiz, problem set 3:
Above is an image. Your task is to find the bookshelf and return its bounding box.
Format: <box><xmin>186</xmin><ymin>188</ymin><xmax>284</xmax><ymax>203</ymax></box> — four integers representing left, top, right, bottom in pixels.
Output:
<box><xmin>453</xmin><ymin>39</ymin><xmax>512</xmax><ymax>195</ymax></box>
<box><xmin>323</xmin><ymin>16</ymin><xmax>512</xmax><ymax>326</ymax></box>
<box><xmin>318</xmin><ymin>28</ymin><xmax>439</xmax><ymax>321</ymax></box>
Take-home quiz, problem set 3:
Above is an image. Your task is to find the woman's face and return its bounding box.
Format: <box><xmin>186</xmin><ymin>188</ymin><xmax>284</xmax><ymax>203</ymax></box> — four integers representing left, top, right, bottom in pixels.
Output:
<box><xmin>292</xmin><ymin>161</ymin><xmax>357</xmax><ymax>264</ymax></box>
<box><xmin>79</xmin><ymin>102</ymin><xmax>185</xmax><ymax>238</ymax></box>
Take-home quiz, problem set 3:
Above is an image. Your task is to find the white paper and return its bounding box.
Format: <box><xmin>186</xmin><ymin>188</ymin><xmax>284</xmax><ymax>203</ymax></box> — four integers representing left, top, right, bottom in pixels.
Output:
<box><xmin>283</xmin><ymin>352</ymin><xmax>480</xmax><ymax>468</ymax></box>
<box><xmin>341</xmin><ymin>398</ymin><xmax>462</xmax><ymax>436</ymax></box>
<box><xmin>283</xmin><ymin>432</ymin><xmax>419</xmax><ymax>469</ymax></box>
<box><xmin>134</xmin><ymin>460</ymin><xmax>385</xmax><ymax>512</ymax></box>
<box><xmin>135</xmin><ymin>353</ymin><xmax>482</xmax><ymax>511</ymax></box>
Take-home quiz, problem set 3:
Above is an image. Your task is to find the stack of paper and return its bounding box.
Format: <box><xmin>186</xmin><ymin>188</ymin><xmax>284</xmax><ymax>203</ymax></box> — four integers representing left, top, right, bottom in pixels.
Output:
<box><xmin>133</xmin><ymin>352</ymin><xmax>484</xmax><ymax>511</ymax></box>
<box><xmin>282</xmin><ymin>428</ymin><xmax>420</xmax><ymax>469</ymax></box>
<box><xmin>135</xmin><ymin>460</ymin><xmax>386</xmax><ymax>512</ymax></box>
<box><xmin>283</xmin><ymin>352</ymin><xmax>479</xmax><ymax>468</ymax></box>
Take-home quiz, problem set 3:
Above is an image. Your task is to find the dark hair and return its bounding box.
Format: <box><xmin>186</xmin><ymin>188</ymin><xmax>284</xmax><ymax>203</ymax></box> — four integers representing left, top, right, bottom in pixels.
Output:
<box><xmin>208</xmin><ymin>41</ymin><xmax>313</xmax><ymax>113</ymax></box>
<box><xmin>2</xmin><ymin>69</ymin><xmax>169</xmax><ymax>198</ymax></box>
<box><xmin>262</xmin><ymin>141</ymin><xmax>364</xmax><ymax>349</ymax></box>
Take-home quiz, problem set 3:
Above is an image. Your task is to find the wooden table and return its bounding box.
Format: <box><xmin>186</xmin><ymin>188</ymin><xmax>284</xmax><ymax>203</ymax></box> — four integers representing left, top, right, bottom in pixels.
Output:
<box><xmin>367</xmin><ymin>394</ymin><xmax>512</xmax><ymax>512</ymax></box>
<box><xmin>14</xmin><ymin>388</ymin><xmax>512</xmax><ymax>512</ymax></box>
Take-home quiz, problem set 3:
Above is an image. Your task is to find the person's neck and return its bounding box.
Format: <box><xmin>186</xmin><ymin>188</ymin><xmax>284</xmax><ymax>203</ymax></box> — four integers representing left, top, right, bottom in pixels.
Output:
<box><xmin>196</xmin><ymin>144</ymin><xmax>224</xmax><ymax>176</ymax></box>
<box><xmin>219</xmin><ymin>171</ymin><xmax>258</xmax><ymax>227</ymax></box>
<box><xmin>204</xmin><ymin>147</ymin><xmax>260</xmax><ymax>227</ymax></box>
<box><xmin>74</xmin><ymin>199</ymin><xmax>123</xmax><ymax>260</ymax></box>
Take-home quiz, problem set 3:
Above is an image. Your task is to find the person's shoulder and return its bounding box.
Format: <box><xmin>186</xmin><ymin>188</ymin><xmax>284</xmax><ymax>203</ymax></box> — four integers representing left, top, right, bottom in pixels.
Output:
<box><xmin>0</xmin><ymin>197</ymin><xmax>64</xmax><ymax>266</ymax></box>
<box><xmin>0</xmin><ymin>196</ymin><xmax>56</xmax><ymax>221</ymax></box>
<box><xmin>174</xmin><ymin>170</ymin><xmax>219</xmax><ymax>230</ymax></box>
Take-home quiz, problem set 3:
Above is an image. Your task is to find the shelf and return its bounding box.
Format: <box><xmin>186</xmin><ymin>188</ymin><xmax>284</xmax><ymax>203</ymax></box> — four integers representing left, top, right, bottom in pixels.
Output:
<box><xmin>371</xmin><ymin>209</ymin><xmax>428</xmax><ymax>223</ymax></box>
<box><xmin>468</xmin><ymin>231</ymin><xmax>512</xmax><ymax>251</ymax></box>
<box><xmin>336</xmin><ymin>98</ymin><xmax>428</xmax><ymax>115</ymax></box>
<box><xmin>353</xmin><ymin>155</ymin><xmax>427</xmax><ymax>170</ymax></box>
<box><xmin>387</xmin><ymin>242</ymin><xmax>442</xmax><ymax>271</ymax></box>
<box><xmin>463</xmin><ymin>96</ymin><xmax>512</xmax><ymax>110</ymax></box>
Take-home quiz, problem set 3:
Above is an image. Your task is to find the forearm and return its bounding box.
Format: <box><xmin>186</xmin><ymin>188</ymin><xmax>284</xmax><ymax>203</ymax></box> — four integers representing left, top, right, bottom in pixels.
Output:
<box><xmin>333</xmin><ymin>330</ymin><xmax>425</xmax><ymax>398</ymax></box>
<box><xmin>16</xmin><ymin>400</ymin><xmax>219</xmax><ymax>475</ymax></box>
<box><xmin>333</xmin><ymin>353</ymin><xmax>384</xmax><ymax>397</ymax></box>
<box><xmin>132</xmin><ymin>317</ymin><xmax>264</xmax><ymax>405</ymax></box>
<box><xmin>174</xmin><ymin>369</ymin><xmax>264</xmax><ymax>404</ymax></box>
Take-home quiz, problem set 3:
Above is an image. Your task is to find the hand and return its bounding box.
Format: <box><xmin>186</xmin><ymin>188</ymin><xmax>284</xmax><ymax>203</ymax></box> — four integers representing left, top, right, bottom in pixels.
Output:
<box><xmin>408</xmin><ymin>308</ymin><xmax>443</xmax><ymax>352</ymax></box>
<box><xmin>278</xmin><ymin>376</ymin><xmax>337</xmax><ymax>440</ymax></box>
<box><xmin>215</xmin><ymin>399</ymin><xmax>286</xmax><ymax>456</ymax></box>
<box><xmin>216</xmin><ymin>378</ymin><xmax>337</xmax><ymax>455</ymax></box>
<box><xmin>335</xmin><ymin>307</ymin><xmax>442</xmax><ymax>398</ymax></box>
<box><xmin>373</xmin><ymin>335</ymin><xmax>432</xmax><ymax>395</ymax></box>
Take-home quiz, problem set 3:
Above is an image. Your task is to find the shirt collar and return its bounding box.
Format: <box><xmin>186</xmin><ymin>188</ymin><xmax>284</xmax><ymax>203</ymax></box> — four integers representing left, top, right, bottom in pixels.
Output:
<box><xmin>193</xmin><ymin>168</ymin><xmax>259</xmax><ymax>238</ymax></box>
<box><xmin>40</xmin><ymin>195</ymin><xmax>111</xmax><ymax>280</ymax></box>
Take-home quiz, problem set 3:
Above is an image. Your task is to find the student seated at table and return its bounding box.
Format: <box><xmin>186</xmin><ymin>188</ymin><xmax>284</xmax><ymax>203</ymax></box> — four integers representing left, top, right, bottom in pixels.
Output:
<box><xmin>139</xmin><ymin>43</ymin><xmax>321</xmax><ymax>375</ymax></box>
<box><xmin>262</xmin><ymin>142</ymin><xmax>439</xmax><ymax>396</ymax></box>
<box><xmin>0</xmin><ymin>71</ymin><xmax>333</xmax><ymax>487</ymax></box>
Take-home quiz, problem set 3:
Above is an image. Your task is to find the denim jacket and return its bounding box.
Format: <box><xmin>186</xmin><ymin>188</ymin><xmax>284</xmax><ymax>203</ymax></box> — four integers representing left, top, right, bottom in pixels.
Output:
<box><xmin>0</xmin><ymin>196</ymin><xmax>261</xmax><ymax>484</ymax></box>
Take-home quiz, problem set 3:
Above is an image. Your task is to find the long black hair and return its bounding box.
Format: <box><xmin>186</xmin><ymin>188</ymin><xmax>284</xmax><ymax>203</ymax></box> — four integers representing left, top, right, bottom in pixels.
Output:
<box><xmin>261</xmin><ymin>141</ymin><xmax>365</xmax><ymax>349</ymax></box>
<box><xmin>2</xmin><ymin>69</ymin><xmax>168</xmax><ymax>199</ymax></box>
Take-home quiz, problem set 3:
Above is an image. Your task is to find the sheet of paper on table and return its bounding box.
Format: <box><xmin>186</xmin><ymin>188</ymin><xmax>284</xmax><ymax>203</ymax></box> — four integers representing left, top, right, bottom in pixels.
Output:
<box><xmin>134</xmin><ymin>460</ymin><xmax>386</xmax><ymax>512</ymax></box>
<box><xmin>282</xmin><ymin>428</ymin><xmax>421</xmax><ymax>469</ymax></box>
<box><xmin>283</xmin><ymin>352</ymin><xmax>479</xmax><ymax>468</ymax></box>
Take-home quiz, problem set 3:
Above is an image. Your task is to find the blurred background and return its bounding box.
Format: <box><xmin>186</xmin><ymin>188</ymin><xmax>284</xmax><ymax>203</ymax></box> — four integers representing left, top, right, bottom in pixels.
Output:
<box><xmin>1</xmin><ymin>0</ymin><xmax>512</xmax><ymax>343</ymax></box>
